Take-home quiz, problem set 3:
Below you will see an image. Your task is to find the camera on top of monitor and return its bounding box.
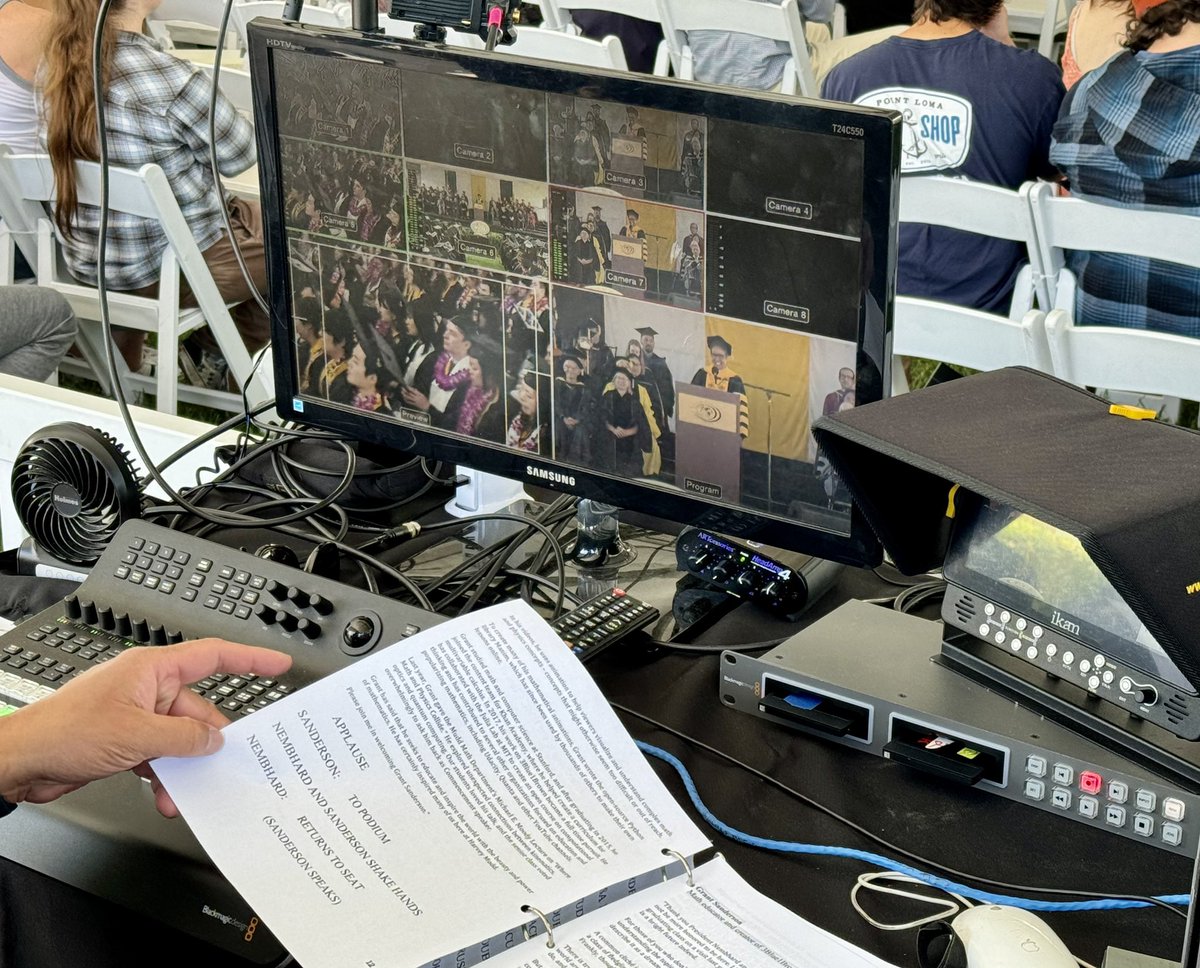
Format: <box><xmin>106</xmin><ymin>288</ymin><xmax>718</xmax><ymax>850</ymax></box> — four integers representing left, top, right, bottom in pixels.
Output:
<box><xmin>387</xmin><ymin>0</ymin><xmax>520</xmax><ymax>43</ymax></box>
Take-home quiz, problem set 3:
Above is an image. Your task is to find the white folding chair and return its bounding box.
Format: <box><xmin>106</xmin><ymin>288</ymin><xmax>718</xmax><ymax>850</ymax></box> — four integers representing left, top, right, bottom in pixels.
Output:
<box><xmin>891</xmin><ymin>296</ymin><xmax>1052</xmax><ymax>395</ymax></box>
<box><xmin>1043</xmin><ymin>309</ymin><xmax>1200</xmax><ymax>404</ymax></box>
<box><xmin>538</xmin><ymin>0</ymin><xmax>673</xmax><ymax>74</ymax></box>
<box><xmin>1028</xmin><ymin>180</ymin><xmax>1200</xmax><ymax>408</ymax></box>
<box><xmin>232</xmin><ymin>1</ymin><xmax>352</xmax><ymax>50</ymax></box>
<box><xmin>1006</xmin><ymin>0</ymin><xmax>1074</xmax><ymax>59</ymax></box>
<box><xmin>146</xmin><ymin>0</ymin><xmax>241</xmax><ymax>50</ymax></box>
<box><xmin>899</xmin><ymin>175</ymin><xmax>1050</xmax><ymax>316</ymax></box>
<box><xmin>198</xmin><ymin>64</ymin><xmax>255</xmax><ymax>119</ymax></box>
<box><xmin>655</xmin><ymin>0</ymin><xmax>816</xmax><ymax>97</ymax></box>
<box><xmin>505</xmin><ymin>27</ymin><xmax>628</xmax><ymax>69</ymax></box>
<box><xmin>0</xmin><ymin>148</ymin><xmax>271</xmax><ymax>414</ymax></box>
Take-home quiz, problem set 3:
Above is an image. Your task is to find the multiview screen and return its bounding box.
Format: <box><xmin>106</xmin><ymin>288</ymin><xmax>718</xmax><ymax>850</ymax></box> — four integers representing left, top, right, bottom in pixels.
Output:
<box><xmin>250</xmin><ymin>24</ymin><xmax>899</xmax><ymax>562</ymax></box>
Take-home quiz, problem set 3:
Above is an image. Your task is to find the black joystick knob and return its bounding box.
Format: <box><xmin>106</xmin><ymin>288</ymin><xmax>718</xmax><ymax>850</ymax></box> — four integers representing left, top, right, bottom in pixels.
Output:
<box><xmin>63</xmin><ymin>594</ymin><xmax>81</xmax><ymax>620</ymax></box>
<box><xmin>342</xmin><ymin>615</ymin><xmax>377</xmax><ymax>653</ymax></box>
<box><xmin>278</xmin><ymin>612</ymin><xmax>299</xmax><ymax>633</ymax></box>
<box><xmin>132</xmin><ymin>618</ymin><xmax>149</xmax><ymax>643</ymax></box>
<box><xmin>309</xmin><ymin>594</ymin><xmax>333</xmax><ymax>616</ymax></box>
<box><xmin>81</xmin><ymin>600</ymin><xmax>98</xmax><ymax>625</ymax></box>
<box><xmin>167</xmin><ymin>630</ymin><xmax>184</xmax><ymax>644</ymax></box>
<box><xmin>297</xmin><ymin>618</ymin><xmax>321</xmax><ymax>640</ymax></box>
<box><xmin>265</xmin><ymin>580</ymin><xmax>288</xmax><ymax>600</ymax></box>
<box><xmin>115</xmin><ymin>613</ymin><xmax>132</xmax><ymax>637</ymax></box>
<box><xmin>97</xmin><ymin>606</ymin><xmax>114</xmax><ymax>631</ymax></box>
<box><xmin>255</xmin><ymin>604</ymin><xmax>277</xmax><ymax>625</ymax></box>
<box><xmin>287</xmin><ymin>587</ymin><xmax>311</xmax><ymax>609</ymax></box>
<box><xmin>150</xmin><ymin>624</ymin><xmax>168</xmax><ymax>646</ymax></box>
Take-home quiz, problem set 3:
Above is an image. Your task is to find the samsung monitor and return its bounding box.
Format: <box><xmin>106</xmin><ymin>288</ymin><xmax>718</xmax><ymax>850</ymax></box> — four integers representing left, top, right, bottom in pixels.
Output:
<box><xmin>246</xmin><ymin>20</ymin><xmax>900</xmax><ymax>566</ymax></box>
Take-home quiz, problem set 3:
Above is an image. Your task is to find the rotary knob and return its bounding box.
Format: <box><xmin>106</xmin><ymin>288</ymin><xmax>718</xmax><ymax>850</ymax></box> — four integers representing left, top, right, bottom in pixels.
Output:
<box><xmin>81</xmin><ymin>600</ymin><xmax>99</xmax><ymax>626</ymax></box>
<box><xmin>167</xmin><ymin>630</ymin><xmax>184</xmax><ymax>644</ymax></box>
<box><xmin>255</xmin><ymin>604</ymin><xmax>277</xmax><ymax>625</ymax></box>
<box><xmin>97</xmin><ymin>606</ymin><xmax>115</xmax><ymax>631</ymax></box>
<box><xmin>297</xmin><ymin>618</ymin><xmax>321</xmax><ymax>640</ymax></box>
<box><xmin>309</xmin><ymin>593</ymin><xmax>333</xmax><ymax>616</ymax></box>
<box><xmin>278</xmin><ymin>612</ymin><xmax>299</xmax><ymax>633</ymax></box>
<box><xmin>287</xmin><ymin>587</ymin><xmax>312</xmax><ymax>609</ymax></box>
<box><xmin>63</xmin><ymin>594</ymin><xmax>81</xmax><ymax>620</ymax></box>
<box><xmin>114</xmin><ymin>612</ymin><xmax>132</xmax><ymax>637</ymax></box>
<box><xmin>265</xmin><ymin>579</ymin><xmax>288</xmax><ymax>600</ymax></box>
<box><xmin>149</xmin><ymin>624</ymin><xmax>168</xmax><ymax>646</ymax></box>
<box><xmin>132</xmin><ymin>618</ymin><xmax>149</xmax><ymax>643</ymax></box>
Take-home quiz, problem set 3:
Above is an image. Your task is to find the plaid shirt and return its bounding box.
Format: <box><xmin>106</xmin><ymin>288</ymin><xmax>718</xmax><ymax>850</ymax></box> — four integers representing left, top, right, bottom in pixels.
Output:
<box><xmin>1050</xmin><ymin>48</ymin><xmax>1200</xmax><ymax>338</ymax></box>
<box><xmin>50</xmin><ymin>32</ymin><xmax>255</xmax><ymax>290</ymax></box>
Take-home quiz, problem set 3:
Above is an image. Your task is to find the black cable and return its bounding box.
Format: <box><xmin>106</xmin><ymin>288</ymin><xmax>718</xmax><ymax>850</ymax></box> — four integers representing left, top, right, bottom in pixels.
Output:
<box><xmin>609</xmin><ymin>703</ymin><xmax>1188</xmax><ymax>919</ymax></box>
<box><xmin>894</xmin><ymin>580</ymin><xmax>947</xmax><ymax>614</ymax></box>
<box><xmin>622</xmin><ymin>535</ymin><xmax>678</xmax><ymax>592</ymax></box>
<box><xmin>651</xmin><ymin>636</ymin><xmax>787</xmax><ymax>655</ymax></box>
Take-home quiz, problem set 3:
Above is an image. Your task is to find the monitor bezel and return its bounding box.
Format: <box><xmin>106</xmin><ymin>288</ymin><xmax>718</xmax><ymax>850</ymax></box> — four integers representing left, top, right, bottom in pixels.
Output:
<box><xmin>246</xmin><ymin>20</ymin><xmax>900</xmax><ymax>567</ymax></box>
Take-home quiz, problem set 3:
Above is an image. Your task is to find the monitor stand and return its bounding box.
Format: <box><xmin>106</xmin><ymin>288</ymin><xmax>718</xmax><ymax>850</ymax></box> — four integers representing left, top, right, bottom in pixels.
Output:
<box><xmin>570</xmin><ymin>499</ymin><xmax>637</xmax><ymax>600</ymax></box>
<box><xmin>445</xmin><ymin>466</ymin><xmax>530</xmax><ymax>518</ymax></box>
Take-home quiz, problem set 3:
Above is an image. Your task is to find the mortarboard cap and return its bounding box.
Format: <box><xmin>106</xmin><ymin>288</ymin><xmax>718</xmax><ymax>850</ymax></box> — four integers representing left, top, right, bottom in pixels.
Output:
<box><xmin>707</xmin><ymin>335</ymin><xmax>732</xmax><ymax>356</ymax></box>
<box><xmin>635</xmin><ymin>326</ymin><xmax>658</xmax><ymax>337</ymax></box>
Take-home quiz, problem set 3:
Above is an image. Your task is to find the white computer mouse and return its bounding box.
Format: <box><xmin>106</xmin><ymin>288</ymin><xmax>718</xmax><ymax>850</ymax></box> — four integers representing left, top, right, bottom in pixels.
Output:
<box><xmin>946</xmin><ymin>905</ymin><xmax>1077</xmax><ymax>968</ymax></box>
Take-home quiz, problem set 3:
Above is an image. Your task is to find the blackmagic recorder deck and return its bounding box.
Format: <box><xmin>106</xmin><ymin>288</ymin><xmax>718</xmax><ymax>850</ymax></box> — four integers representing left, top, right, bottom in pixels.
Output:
<box><xmin>720</xmin><ymin>601</ymin><xmax>1200</xmax><ymax>857</ymax></box>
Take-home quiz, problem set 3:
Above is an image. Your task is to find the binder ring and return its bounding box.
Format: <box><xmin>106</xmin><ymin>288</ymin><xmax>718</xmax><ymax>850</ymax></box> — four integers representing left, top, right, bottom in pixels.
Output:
<box><xmin>661</xmin><ymin>848</ymin><xmax>695</xmax><ymax>887</ymax></box>
<box><xmin>521</xmin><ymin>905</ymin><xmax>556</xmax><ymax>950</ymax></box>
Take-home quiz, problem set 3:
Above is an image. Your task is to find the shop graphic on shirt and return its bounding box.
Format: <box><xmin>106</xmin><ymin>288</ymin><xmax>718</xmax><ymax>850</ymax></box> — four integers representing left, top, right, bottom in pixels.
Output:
<box><xmin>854</xmin><ymin>88</ymin><xmax>973</xmax><ymax>173</ymax></box>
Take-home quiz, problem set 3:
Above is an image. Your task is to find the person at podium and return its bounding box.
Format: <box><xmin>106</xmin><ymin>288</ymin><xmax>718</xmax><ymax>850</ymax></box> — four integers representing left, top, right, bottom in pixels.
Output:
<box><xmin>691</xmin><ymin>335</ymin><xmax>749</xmax><ymax>439</ymax></box>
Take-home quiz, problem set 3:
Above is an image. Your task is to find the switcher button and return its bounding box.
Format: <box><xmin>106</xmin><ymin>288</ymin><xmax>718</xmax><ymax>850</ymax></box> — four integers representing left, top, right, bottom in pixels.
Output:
<box><xmin>1163</xmin><ymin>798</ymin><xmax>1186</xmax><ymax>822</ymax></box>
<box><xmin>1134</xmin><ymin>814</ymin><xmax>1155</xmax><ymax>838</ymax></box>
<box><xmin>1023</xmin><ymin>779</ymin><xmax>1045</xmax><ymax>801</ymax></box>
<box><xmin>1052</xmin><ymin>764</ymin><xmax>1074</xmax><ymax>785</ymax></box>
<box><xmin>1108</xmin><ymin>781</ymin><xmax>1129</xmax><ymax>804</ymax></box>
<box><xmin>1025</xmin><ymin>755</ymin><xmax>1047</xmax><ymax>778</ymax></box>
<box><xmin>1078</xmin><ymin>796</ymin><xmax>1099</xmax><ymax>819</ymax></box>
<box><xmin>1136</xmin><ymin>789</ymin><xmax>1157</xmax><ymax>812</ymax></box>
<box><xmin>1105</xmin><ymin>805</ymin><xmax>1127</xmax><ymax>828</ymax></box>
<box><xmin>1163</xmin><ymin>823</ymin><xmax>1184</xmax><ymax>847</ymax></box>
<box><xmin>1051</xmin><ymin>788</ymin><xmax>1072</xmax><ymax>810</ymax></box>
<box><xmin>1079</xmin><ymin>771</ymin><xmax>1103</xmax><ymax>795</ymax></box>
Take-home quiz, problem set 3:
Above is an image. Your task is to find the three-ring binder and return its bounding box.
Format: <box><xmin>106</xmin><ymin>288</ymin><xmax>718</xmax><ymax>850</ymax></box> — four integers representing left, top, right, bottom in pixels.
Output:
<box><xmin>521</xmin><ymin>905</ymin><xmax>556</xmax><ymax>950</ymax></box>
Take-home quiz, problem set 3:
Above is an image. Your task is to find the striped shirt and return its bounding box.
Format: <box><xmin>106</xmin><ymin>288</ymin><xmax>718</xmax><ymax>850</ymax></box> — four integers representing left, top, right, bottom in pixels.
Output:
<box><xmin>47</xmin><ymin>31</ymin><xmax>255</xmax><ymax>290</ymax></box>
<box><xmin>1050</xmin><ymin>47</ymin><xmax>1200</xmax><ymax>337</ymax></box>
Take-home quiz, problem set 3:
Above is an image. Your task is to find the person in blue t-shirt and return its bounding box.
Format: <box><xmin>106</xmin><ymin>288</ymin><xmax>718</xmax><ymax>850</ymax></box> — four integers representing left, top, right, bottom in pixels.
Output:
<box><xmin>822</xmin><ymin>0</ymin><xmax>1065</xmax><ymax>314</ymax></box>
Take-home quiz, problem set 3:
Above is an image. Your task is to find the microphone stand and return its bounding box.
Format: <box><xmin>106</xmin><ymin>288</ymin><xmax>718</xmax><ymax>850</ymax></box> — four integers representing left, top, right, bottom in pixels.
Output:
<box><xmin>741</xmin><ymin>382</ymin><xmax>790</xmax><ymax>514</ymax></box>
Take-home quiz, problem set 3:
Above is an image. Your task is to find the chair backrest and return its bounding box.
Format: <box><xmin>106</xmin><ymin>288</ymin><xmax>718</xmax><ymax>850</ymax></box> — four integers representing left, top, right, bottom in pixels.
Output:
<box><xmin>1005</xmin><ymin>0</ymin><xmax>1072</xmax><ymax>59</ymax></box>
<box><xmin>539</xmin><ymin>0</ymin><xmax>673</xmax><ymax>73</ymax></box>
<box><xmin>505</xmin><ymin>28</ymin><xmax>628</xmax><ymax>69</ymax></box>
<box><xmin>891</xmin><ymin>296</ymin><xmax>1052</xmax><ymax>394</ymax></box>
<box><xmin>654</xmin><ymin>0</ymin><xmax>815</xmax><ymax>97</ymax></box>
<box><xmin>1045</xmin><ymin>308</ymin><xmax>1200</xmax><ymax>402</ymax></box>
<box><xmin>899</xmin><ymin>175</ymin><xmax>1049</xmax><ymax>315</ymax></box>
<box><xmin>1027</xmin><ymin>180</ymin><xmax>1200</xmax><ymax>317</ymax></box>
<box><xmin>147</xmin><ymin>0</ymin><xmax>241</xmax><ymax>49</ymax></box>
<box><xmin>233</xmin><ymin>1</ymin><xmax>352</xmax><ymax>50</ymax></box>
<box><xmin>198</xmin><ymin>65</ymin><xmax>255</xmax><ymax>119</ymax></box>
<box><xmin>0</xmin><ymin>148</ymin><xmax>261</xmax><ymax>401</ymax></box>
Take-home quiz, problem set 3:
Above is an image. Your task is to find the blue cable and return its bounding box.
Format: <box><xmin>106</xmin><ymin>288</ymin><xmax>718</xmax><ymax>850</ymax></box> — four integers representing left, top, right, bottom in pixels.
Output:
<box><xmin>636</xmin><ymin>740</ymin><xmax>1190</xmax><ymax>913</ymax></box>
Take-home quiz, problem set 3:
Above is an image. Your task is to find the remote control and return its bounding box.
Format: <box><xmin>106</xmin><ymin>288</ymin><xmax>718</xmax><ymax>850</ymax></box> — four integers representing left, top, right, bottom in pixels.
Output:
<box><xmin>551</xmin><ymin>588</ymin><xmax>659</xmax><ymax>662</ymax></box>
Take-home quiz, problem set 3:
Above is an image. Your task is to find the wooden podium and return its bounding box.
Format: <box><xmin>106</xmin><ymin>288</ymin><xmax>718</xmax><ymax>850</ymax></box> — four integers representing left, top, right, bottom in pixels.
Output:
<box><xmin>674</xmin><ymin>381</ymin><xmax>742</xmax><ymax>503</ymax></box>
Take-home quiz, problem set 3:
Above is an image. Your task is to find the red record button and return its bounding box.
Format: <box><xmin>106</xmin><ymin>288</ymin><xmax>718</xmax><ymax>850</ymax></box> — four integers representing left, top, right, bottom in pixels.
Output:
<box><xmin>1079</xmin><ymin>771</ymin><xmax>1103</xmax><ymax>795</ymax></box>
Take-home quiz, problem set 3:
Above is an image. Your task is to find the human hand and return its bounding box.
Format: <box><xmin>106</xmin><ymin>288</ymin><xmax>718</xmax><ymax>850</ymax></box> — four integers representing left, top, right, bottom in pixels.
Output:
<box><xmin>0</xmin><ymin>640</ymin><xmax>291</xmax><ymax>818</ymax></box>
<box><xmin>401</xmin><ymin>387</ymin><xmax>430</xmax><ymax>411</ymax></box>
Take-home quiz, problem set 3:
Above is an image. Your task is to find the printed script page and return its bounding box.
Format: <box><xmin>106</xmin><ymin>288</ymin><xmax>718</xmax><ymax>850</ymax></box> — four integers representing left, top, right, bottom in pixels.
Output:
<box><xmin>486</xmin><ymin>856</ymin><xmax>899</xmax><ymax>968</ymax></box>
<box><xmin>154</xmin><ymin>600</ymin><xmax>712</xmax><ymax>968</ymax></box>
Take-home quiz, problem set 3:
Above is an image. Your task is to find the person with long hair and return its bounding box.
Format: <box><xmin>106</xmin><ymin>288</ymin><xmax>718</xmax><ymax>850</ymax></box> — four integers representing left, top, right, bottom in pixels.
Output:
<box><xmin>455</xmin><ymin>335</ymin><xmax>506</xmax><ymax>443</ymax></box>
<box><xmin>38</xmin><ymin>0</ymin><xmax>270</xmax><ymax>379</ymax></box>
<box><xmin>345</xmin><ymin>341</ymin><xmax>393</xmax><ymax>416</ymax></box>
<box><xmin>1050</xmin><ymin>0</ymin><xmax>1200</xmax><ymax>338</ymax></box>
<box><xmin>506</xmin><ymin>370</ymin><xmax>549</xmax><ymax>454</ymax></box>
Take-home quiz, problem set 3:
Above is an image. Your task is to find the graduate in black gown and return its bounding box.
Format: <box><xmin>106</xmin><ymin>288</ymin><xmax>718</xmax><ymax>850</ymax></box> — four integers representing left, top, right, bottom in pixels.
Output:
<box><xmin>600</xmin><ymin>368</ymin><xmax>652</xmax><ymax>477</ymax></box>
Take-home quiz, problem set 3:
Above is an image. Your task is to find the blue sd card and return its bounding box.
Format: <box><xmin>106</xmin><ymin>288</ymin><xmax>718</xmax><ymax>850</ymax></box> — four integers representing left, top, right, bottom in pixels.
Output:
<box><xmin>782</xmin><ymin>692</ymin><xmax>822</xmax><ymax>711</ymax></box>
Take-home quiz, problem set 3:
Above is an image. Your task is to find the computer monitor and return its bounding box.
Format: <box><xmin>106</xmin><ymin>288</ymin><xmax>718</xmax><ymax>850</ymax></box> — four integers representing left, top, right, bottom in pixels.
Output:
<box><xmin>246</xmin><ymin>21</ymin><xmax>900</xmax><ymax>566</ymax></box>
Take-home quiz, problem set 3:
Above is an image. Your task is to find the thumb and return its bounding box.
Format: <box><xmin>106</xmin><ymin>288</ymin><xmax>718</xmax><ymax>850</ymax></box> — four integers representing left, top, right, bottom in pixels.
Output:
<box><xmin>139</xmin><ymin>715</ymin><xmax>225</xmax><ymax>761</ymax></box>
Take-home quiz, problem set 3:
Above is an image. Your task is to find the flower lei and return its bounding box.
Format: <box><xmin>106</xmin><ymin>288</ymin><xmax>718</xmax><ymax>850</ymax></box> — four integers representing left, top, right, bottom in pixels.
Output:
<box><xmin>432</xmin><ymin>352</ymin><xmax>472</xmax><ymax>391</ymax></box>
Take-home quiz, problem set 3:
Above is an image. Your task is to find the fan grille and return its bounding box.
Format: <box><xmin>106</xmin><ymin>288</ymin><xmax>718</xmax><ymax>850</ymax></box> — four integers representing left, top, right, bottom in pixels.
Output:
<box><xmin>11</xmin><ymin>425</ymin><xmax>140</xmax><ymax>565</ymax></box>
